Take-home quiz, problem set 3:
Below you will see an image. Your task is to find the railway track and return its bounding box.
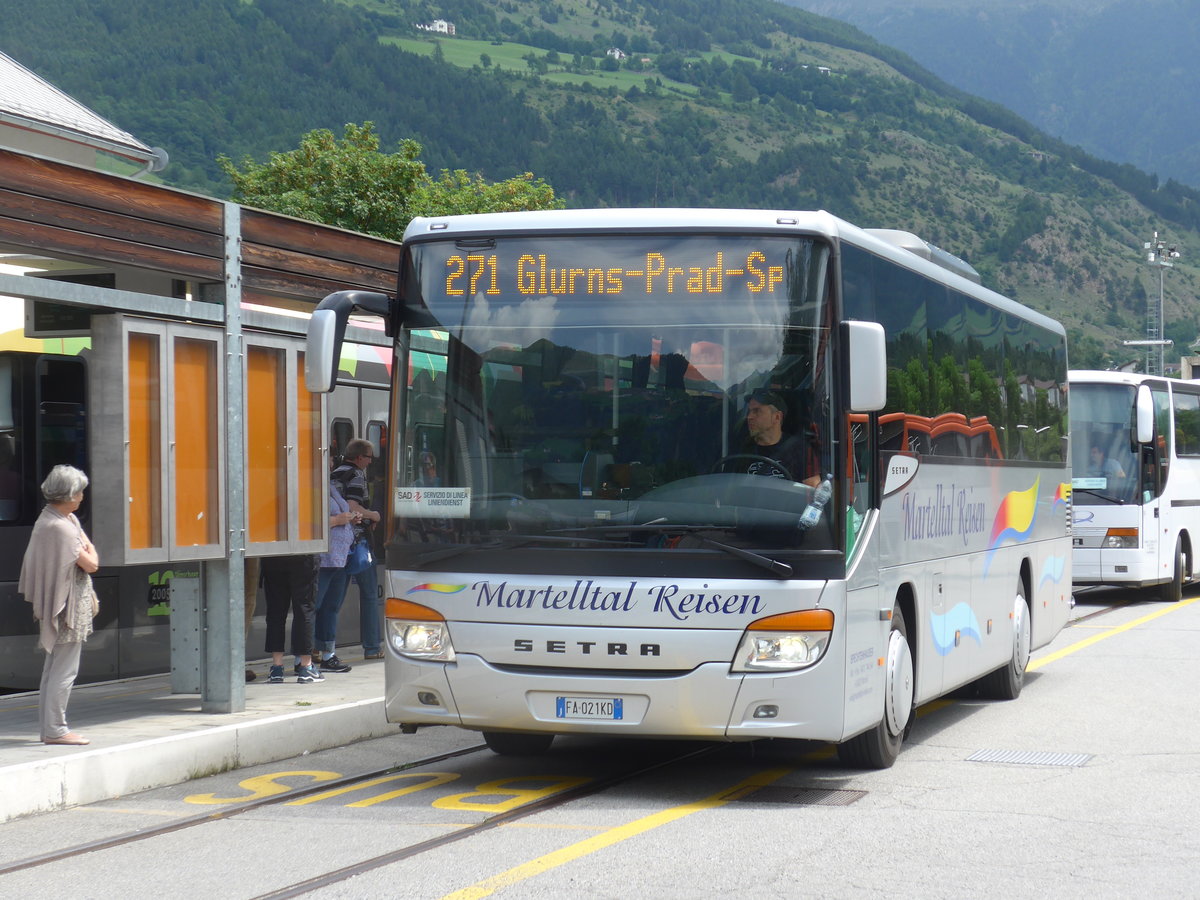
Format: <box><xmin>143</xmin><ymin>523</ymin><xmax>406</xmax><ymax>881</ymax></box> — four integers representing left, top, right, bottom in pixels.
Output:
<box><xmin>0</xmin><ymin>737</ymin><xmax>730</xmax><ymax>890</ymax></box>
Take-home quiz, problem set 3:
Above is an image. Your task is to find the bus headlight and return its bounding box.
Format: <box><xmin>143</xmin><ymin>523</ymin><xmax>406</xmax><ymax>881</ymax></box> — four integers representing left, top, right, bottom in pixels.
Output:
<box><xmin>732</xmin><ymin>608</ymin><xmax>834</xmax><ymax>672</ymax></box>
<box><xmin>386</xmin><ymin>598</ymin><xmax>456</xmax><ymax>662</ymax></box>
<box><xmin>1103</xmin><ymin>527</ymin><xmax>1138</xmax><ymax>549</ymax></box>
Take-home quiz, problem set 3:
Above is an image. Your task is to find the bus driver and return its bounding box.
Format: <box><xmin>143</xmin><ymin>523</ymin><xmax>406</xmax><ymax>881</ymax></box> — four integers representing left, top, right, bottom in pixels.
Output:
<box><xmin>1089</xmin><ymin>442</ymin><xmax>1126</xmax><ymax>480</ymax></box>
<box><xmin>744</xmin><ymin>389</ymin><xmax>820</xmax><ymax>486</ymax></box>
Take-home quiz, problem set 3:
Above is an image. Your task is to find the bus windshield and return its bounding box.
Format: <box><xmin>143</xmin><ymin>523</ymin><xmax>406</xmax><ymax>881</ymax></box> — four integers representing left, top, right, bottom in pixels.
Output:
<box><xmin>391</xmin><ymin>232</ymin><xmax>838</xmax><ymax>570</ymax></box>
<box><xmin>1070</xmin><ymin>381</ymin><xmax>1139</xmax><ymax>503</ymax></box>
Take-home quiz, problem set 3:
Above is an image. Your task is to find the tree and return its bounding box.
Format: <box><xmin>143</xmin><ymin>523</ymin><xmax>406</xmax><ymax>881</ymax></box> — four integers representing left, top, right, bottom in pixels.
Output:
<box><xmin>411</xmin><ymin>170</ymin><xmax>563</xmax><ymax>219</ymax></box>
<box><xmin>220</xmin><ymin>122</ymin><xmax>562</xmax><ymax>240</ymax></box>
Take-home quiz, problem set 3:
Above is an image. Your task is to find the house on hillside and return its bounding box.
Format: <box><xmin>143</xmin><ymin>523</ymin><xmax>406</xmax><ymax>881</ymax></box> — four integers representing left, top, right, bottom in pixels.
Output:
<box><xmin>416</xmin><ymin>19</ymin><xmax>456</xmax><ymax>35</ymax></box>
<box><xmin>606</xmin><ymin>47</ymin><xmax>627</xmax><ymax>60</ymax></box>
<box><xmin>0</xmin><ymin>50</ymin><xmax>167</xmax><ymax>176</ymax></box>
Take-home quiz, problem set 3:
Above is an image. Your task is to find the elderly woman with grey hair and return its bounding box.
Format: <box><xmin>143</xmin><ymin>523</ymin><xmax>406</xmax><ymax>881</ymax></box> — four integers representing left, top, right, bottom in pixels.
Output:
<box><xmin>18</xmin><ymin>464</ymin><xmax>100</xmax><ymax>746</ymax></box>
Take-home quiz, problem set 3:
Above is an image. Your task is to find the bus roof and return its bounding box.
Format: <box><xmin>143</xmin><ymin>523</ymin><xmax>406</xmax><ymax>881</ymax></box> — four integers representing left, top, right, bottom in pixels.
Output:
<box><xmin>1069</xmin><ymin>370</ymin><xmax>1172</xmax><ymax>387</ymax></box>
<box><xmin>403</xmin><ymin>208</ymin><xmax>1064</xmax><ymax>338</ymax></box>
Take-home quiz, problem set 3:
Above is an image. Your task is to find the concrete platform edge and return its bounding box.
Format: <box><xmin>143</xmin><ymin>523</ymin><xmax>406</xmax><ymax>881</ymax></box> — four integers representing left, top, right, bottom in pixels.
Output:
<box><xmin>0</xmin><ymin>696</ymin><xmax>391</xmax><ymax>823</ymax></box>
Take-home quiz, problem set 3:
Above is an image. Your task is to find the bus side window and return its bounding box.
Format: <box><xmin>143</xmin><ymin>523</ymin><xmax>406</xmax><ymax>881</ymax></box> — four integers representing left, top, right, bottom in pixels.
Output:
<box><xmin>0</xmin><ymin>431</ymin><xmax>19</xmax><ymax>521</ymax></box>
<box><xmin>330</xmin><ymin>418</ymin><xmax>353</xmax><ymax>468</ymax></box>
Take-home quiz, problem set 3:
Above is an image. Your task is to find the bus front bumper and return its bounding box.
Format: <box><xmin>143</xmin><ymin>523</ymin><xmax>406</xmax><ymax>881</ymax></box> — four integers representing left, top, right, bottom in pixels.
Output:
<box><xmin>383</xmin><ymin>653</ymin><xmax>850</xmax><ymax>742</ymax></box>
<box><xmin>1073</xmin><ymin>548</ymin><xmax>1164</xmax><ymax>587</ymax></box>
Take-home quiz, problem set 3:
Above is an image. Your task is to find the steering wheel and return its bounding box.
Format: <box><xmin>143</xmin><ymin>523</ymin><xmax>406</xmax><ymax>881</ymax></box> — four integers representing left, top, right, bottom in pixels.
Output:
<box><xmin>710</xmin><ymin>454</ymin><xmax>793</xmax><ymax>481</ymax></box>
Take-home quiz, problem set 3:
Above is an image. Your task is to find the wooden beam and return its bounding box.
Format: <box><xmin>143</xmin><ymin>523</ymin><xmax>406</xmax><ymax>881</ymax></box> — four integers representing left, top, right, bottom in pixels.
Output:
<box><xmin>241</xmin><ymin>208</ymin><xmax>400</xmax><ymax>270</ymax></box>
<box><xmin>241</xmin><ymin>241</ymin><xmax>394</xmax><ymax>291</ymax></box>
<box><xmin>242</xmin><ymin>265</ymin><xmax>386</xmax><ymax>303</ymax></box>
<box><xmin>0</xmin><ymin>149</ymin><xmax>222</xmax><ymax>230</ymax></box>
<box><xmin>0</xmin><ymin>214</ymin><xmax>223</xmax><ymax>280</ymax></box>
<box><xmin>0</xmin><ymin>187</ymin><xmax>223</xmax><ymax>260</ymax></box>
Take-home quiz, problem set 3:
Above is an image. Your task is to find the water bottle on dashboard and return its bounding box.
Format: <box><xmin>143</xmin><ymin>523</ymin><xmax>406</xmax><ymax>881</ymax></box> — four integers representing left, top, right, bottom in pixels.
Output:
<box><xmin>798</xmin><ymin>476</ymin><xmax>833</xmax><ymax>530</ymax></box>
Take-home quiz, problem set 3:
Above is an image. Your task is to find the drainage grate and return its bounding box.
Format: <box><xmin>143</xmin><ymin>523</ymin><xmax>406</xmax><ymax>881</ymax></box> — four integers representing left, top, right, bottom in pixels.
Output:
<box><xmin>966</xmin><ymin>749</ymin><xmax>1092</xmax><ymax>767</ymax></box>
<box><xmin>738</xmin><ymin>786</ymin><xmax>866</xmax><ymax>806</ymax></box>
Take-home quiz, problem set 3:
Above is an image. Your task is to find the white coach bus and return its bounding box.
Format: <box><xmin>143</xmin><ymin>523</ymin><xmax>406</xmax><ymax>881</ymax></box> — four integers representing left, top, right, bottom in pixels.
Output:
<box><xmin>1069</xmin><ymin>369</ymin><xmax>1200</xmax><ymax>601</ymax></box>
<box><xmin>306</xmin><ymin>209</ymin><xmax>1073</xmax><ymax>768</ymax></box>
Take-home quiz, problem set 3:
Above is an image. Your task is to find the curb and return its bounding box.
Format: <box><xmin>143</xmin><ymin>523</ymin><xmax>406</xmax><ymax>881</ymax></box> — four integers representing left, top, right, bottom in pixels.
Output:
<box><xmin>1</xmin><ymin>696</ymin><xmax>391</xmax><ymax>823</ymax></box>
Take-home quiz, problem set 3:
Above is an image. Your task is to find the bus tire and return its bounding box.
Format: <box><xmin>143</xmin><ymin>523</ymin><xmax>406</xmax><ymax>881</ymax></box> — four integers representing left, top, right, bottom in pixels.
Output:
<box><xmin>1160</xmin><ymin>539</ymin><xmax>1185</xmax><ymax>603</ymax></box>
<box><xmin>977</xmin><ymin>583</ymin><xmax>1031</xmax><ymax>700</ymax></box>
<box><xmin>837</xmin><ymin>604</ymin><xmax>912</xmax><ymax>769</ymax></box>
<box><xmin>482</xmin><ymin>731</ymin><xmax>555</xmax><ymax>756</ymax></box>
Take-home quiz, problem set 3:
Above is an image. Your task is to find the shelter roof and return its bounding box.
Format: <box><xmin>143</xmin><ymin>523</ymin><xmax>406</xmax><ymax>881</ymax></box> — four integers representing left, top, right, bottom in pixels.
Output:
<box><xmin>0</xmin><ymin>50</ymin><xmax>160</xmax><ymax>166</ymax></box>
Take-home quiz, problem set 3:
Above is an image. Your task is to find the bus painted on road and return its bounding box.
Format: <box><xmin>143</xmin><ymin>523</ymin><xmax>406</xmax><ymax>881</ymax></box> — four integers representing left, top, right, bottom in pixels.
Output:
<box><xmin>1069</xmin><ymin>369</ymin><xmax>1200</xmax><ymax>601</ymax></box>
<box><xmin>307</xmin><ymin>208</ymin><xmax>1073</xmax><ymax>767</ymax></box>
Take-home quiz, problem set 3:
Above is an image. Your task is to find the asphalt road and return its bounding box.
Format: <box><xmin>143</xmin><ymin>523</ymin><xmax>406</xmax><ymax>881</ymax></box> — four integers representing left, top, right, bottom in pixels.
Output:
<box><xmin>1</xmin><ymin>589</ymin><xmax>1196</xmax><ymax>899</ymax></box>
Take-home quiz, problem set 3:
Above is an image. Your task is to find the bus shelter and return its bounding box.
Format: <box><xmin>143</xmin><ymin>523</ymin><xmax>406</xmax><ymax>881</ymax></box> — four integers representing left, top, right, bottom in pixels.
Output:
<box><xmin>0</xmin><ymin>148</ymin><xmax>394</xmax><ymax>711</ymax></box>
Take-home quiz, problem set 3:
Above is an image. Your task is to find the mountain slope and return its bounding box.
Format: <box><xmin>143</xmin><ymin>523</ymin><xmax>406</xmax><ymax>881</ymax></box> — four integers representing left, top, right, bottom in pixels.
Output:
<box><xmin>2</xmin><ymin>0</ymin><xmax>1198</xmax><ymax>366</ymax></box>
<box><xmin>802</xmin><ymin>0</ymin><xmax>1200</xmax><ymax>192</ymax></box>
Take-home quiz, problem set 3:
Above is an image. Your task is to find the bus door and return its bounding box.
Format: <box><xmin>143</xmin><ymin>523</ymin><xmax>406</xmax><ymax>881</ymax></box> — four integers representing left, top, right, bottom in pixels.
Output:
<box><xmin>1143</xmin><ymin>386</ymin><xmax>1172</xmax><ymax>578</ymax></box>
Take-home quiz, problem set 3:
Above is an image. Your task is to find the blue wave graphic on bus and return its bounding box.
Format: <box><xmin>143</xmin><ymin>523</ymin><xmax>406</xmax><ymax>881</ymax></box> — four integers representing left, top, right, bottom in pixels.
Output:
<box><xmin>930</xmin><ymin>603</ymin><xmax>982</xmax><ymax>655</ymax></box>
<box><xmin>1039</xmin><ymin>555</ymin><xmax>1067</xmax><ymax>587</ymax></box>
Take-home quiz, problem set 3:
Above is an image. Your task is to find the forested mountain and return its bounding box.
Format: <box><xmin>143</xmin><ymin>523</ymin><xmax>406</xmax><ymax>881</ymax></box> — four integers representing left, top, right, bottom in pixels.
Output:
<box><xmin>3</xmin><ymin>0</ymin><xmax>1199</xmax><ymax>367</ymax></box>
<box><xmin>802</xmin><ymin>0</ymin><xmax>1200</xmax><ymax>194</ymax></box>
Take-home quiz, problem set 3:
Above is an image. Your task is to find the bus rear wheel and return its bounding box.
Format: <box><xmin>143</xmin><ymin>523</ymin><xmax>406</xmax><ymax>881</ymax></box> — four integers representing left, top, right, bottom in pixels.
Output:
<box><xmin>976</xmin><ymin>584</ymin><xmax>1031</xmax><ymax>700</ymax></box>
<box><xmin>837</xmin><ymin>604</ymin><xmax>913</xmax><ymax>769</ymax></box>
<box><xmin>482</xmin><ymin>731</ymin><xmax>555</xmax><ymax>756</ymax></box>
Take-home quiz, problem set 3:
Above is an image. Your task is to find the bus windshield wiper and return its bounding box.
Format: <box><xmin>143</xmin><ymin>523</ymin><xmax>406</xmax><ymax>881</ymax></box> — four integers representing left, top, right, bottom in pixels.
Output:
<box><xmin>1070</xmin><ymin>487</ymin><xmax>1124</xmax><ymax>504</ymax></box>
<box><xmin>409</xmin><ymin>533</ymin><xmax>637</xmax><ymax>569</ymax></box>
<box><xmin>549</xmin><ymin>524</ymin><xmax>793</xmax><ymax>579</ymax></box>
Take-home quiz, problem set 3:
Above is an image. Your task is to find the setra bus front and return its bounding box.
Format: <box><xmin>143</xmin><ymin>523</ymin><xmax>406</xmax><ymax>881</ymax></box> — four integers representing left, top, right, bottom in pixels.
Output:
<box><xmin>307</xmin><ymin>209</ymin><xmax>896</xmax><ymax>764</ymax></box>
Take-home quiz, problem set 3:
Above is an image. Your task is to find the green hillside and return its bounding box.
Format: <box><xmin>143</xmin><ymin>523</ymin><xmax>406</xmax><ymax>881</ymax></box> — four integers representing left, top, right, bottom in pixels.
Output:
<box><xmin>3</xmin><ymin>0</ymin><xmax>1199</xmax><ymax>367</ymax></box>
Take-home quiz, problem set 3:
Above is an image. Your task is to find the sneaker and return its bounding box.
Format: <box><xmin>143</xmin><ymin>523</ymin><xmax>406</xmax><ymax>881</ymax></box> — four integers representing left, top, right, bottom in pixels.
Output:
<box><xmin>293</xmin><ymin>662</ymin><xmax>325</xmax><ymax>681</ymax></box>
<box><xmin>364</xmin><ymin>651</ymin><xmax>384</xmax><ymax>660</ymax></box>
<box><xmin>245</xmin><ymin>669</ymin><xmax>257</xmax><ymax>683</ymax></box>
<box><xmin>319</xmin><ymin>654</ymin><xmax>352</xmax><ymax>673</ymax></box>
<box><xmin>296</xmin><ymin>666</ymin><xmax>314</xmax><ymax>684</ymax></box>
<box><xmin>268</xmin><ymin>665</ymin><xmax>284</xmax><ymax>684</ymax></box>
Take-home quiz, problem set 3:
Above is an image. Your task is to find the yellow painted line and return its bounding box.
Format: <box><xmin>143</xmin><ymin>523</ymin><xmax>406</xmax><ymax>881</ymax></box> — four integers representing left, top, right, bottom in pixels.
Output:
<box><xmin>1029</xmin><ymin>595</ymin><xmax>1200</xmax><ymax>671</ymax></box>
<box><xmin>440</xmin><ymin>766</ymin><xmax>793</xmax><ymax>900</ymax></box>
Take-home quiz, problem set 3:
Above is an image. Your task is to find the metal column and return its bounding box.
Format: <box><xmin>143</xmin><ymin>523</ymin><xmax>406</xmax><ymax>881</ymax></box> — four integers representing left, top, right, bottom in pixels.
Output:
<box><xmin>202</xmin><ymin>202</ymin><xmax>246</xmax><ymax>713</ymax></box>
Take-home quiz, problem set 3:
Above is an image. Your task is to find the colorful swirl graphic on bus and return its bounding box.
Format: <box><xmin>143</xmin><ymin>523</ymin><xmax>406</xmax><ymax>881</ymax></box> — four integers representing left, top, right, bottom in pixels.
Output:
<box><xmin>1053</xmin><ymin>482</ymin><xmax>1070</xmax><ymax>509</ymax></box>
<box><xmin>409</xmin><ymin>583</ymin><xmax>468</xmax><ymax>595</ymax></box>
<box><xmin>984</xmin><ymin>478</ymin><xmax>1040</xmax><ymax>574</ymax></box>
<box><xmin>930</xmin><ymin>603</ymin><xmax>982</xmax><ymax>655</ymax></box>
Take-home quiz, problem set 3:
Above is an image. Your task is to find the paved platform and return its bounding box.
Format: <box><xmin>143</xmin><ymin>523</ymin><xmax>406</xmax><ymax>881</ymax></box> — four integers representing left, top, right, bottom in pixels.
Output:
<box><xmin>0</xmin><ymin>654</ymin><xmax>393</xmax><ymax>823</ymax></box>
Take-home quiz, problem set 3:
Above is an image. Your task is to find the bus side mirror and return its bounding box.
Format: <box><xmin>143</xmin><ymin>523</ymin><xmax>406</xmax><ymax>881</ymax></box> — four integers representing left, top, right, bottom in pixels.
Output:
<box><xmin>1135</xmin><ymin>384</ymin><xmax>1154</xmax><ymax>444</ymax></box>
<box><xmin>845</xmin><ymin>320</ymin><xmax>887</xmax><ymax>412</ymax></box>
<box><xmin>304</xmin><ymin>291</ymin><xmax>391</xmax><ymax>393</ymax></box>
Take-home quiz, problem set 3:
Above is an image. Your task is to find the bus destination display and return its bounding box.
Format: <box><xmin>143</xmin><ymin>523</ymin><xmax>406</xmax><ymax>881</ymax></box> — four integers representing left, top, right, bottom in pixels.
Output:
<box><xmin>443</xmin><ymin>250</ymin><xmax>787</xmax><ymax>298</ymax></box>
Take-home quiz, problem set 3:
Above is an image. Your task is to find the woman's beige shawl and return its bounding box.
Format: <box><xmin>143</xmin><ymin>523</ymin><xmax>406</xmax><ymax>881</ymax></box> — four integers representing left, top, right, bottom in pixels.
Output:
<box><xmin>18</xmin><ymin>506</ymin><xmax>85</xmax><ymax>652</ymax></box>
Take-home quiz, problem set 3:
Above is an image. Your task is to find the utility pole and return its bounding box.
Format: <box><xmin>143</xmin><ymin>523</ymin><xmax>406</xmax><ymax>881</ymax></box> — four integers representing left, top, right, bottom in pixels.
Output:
<box><xmin>1141</xmin><ymin>231</ymin><xmax>1179</xmax><ymax>376</ymax></box>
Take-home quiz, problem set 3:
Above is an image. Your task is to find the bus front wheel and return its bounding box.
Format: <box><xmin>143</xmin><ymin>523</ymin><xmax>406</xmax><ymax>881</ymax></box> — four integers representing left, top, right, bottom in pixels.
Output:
<box><xmin>482</xmin><ymin>731</ymin><xmax>555</xmax><ymax>756</ymax></box>
<box><xmin>837</xmin><ymin>604</ymin><xmax>913</xmax><ymax>769</ymax></box>
<box><xmin>1160</xmin><ymin>539</ymin><xmax>1185</xmax><ymax>603</ymax></box>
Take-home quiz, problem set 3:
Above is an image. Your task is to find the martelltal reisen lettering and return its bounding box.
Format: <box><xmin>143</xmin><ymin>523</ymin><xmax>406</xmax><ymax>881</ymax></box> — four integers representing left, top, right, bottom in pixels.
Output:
<box><xmin>471</xmin><ymin>579</ymin><xmax>766</xmax><ymax>622</ymax></box>
<box><xmin>444</xmin><ymin>251</ymin><xmax>785</xmax><ymax>297</ymax></box>
<box><xmin>901</xmin><ymin>483</ymin><xmax>988</xmax><ymax>545</ymax></box>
